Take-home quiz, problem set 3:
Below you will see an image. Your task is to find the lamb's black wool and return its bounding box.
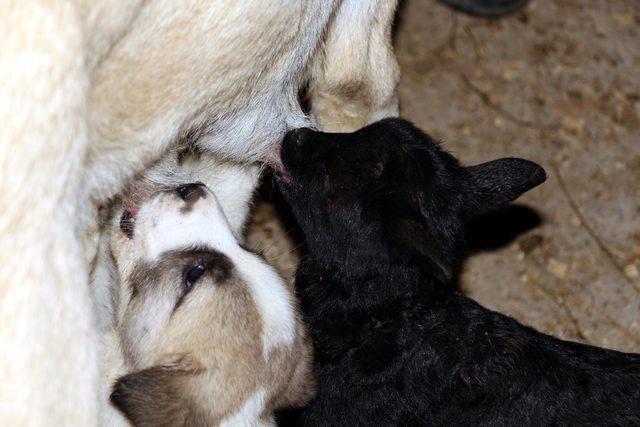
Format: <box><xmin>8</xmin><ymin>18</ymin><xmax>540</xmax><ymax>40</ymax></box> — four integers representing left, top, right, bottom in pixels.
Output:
<box><xmin>274</xmin><ymin>118</ymin><xmax>640</xmax><ymax>426</ymax></box>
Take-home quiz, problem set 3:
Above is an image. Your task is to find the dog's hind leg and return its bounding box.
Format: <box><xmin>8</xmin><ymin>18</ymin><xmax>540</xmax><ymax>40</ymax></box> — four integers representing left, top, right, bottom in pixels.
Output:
<box><xmin>0</xmin><ymin>2</ymin><xmax>97</xmax><ymax>424</ymax></box>
<box><xmin>308</xmin><ymin>0</ymin><xmax>400</xmax><ymax>132</ymax></box>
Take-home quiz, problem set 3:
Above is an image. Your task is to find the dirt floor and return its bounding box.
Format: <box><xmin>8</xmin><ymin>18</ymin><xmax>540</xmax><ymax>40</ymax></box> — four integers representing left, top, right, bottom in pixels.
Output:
<box><xmin>246</xmin><ymin>0</ymin><xmax>640</xmax><ymax>352</ymax></box>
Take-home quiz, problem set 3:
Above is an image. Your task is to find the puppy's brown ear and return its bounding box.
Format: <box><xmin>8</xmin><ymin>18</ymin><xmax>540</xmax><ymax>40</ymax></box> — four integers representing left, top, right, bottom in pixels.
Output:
<box><xmin>110</xmin><ymin>356</ymin><xmax>203</xmax><ymax>427</ymax></box>
<box><xmin>466</xmin><ymin>158</ymin><xmax>546</xmax><ymax>211</ymax></box>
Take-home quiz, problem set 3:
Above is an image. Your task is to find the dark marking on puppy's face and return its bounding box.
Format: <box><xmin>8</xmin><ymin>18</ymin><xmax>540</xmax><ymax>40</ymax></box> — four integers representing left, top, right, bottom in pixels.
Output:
<box><xmin>176</xmin><ymin>182</ymin><xmax>207</xmax><ymax>213</ymax></box>
<box><xmin>276</xmin><ymin>118</ymin><xmax>546</xmax><ymax>281</ymax></box>
<box><xmin>127</xmin><ymin>247</ymin><xmax>233</xmax><ymax>309</ymax></box>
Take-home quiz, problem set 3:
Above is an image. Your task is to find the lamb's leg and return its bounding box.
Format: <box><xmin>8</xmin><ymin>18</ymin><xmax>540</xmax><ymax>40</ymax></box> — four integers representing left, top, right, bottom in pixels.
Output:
<box><xmin>0</xmin><ymin>2</ymin><xmax>97</xmax><ymax>424</ymax></box>
<box><xmin>309</xmin><ymin>0</ymin><xmax>400</xmax><ymax>133</ymax></box>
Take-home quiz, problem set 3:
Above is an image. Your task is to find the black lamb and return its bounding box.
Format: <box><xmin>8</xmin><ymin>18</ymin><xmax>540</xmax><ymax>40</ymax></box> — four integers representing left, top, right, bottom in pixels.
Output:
<box><xmin>274</xmin><ymin>118</ymin><xmax>640</xmax><ymax>426</ymax></box>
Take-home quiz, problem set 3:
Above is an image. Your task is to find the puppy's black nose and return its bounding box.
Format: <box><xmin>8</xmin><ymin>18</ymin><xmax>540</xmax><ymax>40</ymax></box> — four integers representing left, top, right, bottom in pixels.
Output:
<box><xmin>175</xmin><ymin>182</ymin><xmax>206</xmax><ymax>202</ymax></box>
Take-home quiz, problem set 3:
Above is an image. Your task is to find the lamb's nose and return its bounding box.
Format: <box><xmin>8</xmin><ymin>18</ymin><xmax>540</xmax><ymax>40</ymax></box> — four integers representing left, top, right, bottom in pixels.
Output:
<box><xmin>285</xmin><ymin>127</ymin><xmax>313</xmax><ymax>147</ymax></box>
<box><xmin>175</xmin><ymin>182</ymin><xmax>206</xmax><ymax>202</ymax></box>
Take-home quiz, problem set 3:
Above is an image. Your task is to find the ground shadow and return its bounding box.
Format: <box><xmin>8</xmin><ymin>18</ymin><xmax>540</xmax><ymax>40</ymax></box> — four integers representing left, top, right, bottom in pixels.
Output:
<box><xmin>466</xmin><ymin>204</ymin><xmax>543</xmax><ymax>253</ymax></box>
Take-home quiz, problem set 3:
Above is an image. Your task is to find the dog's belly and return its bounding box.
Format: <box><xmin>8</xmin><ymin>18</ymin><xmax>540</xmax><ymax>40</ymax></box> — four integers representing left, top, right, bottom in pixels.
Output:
<box><xmin>85</xmin><ymin>0</ymin><xmax>338</xmax><ymax>202</ymax></box>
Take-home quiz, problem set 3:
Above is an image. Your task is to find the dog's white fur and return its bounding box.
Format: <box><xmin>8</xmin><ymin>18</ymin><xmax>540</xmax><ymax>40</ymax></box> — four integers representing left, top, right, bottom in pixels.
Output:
<box><xmin>0</xmin><ymin>0</ymin><xmax>399</xmax><ymax>423</ymax></box>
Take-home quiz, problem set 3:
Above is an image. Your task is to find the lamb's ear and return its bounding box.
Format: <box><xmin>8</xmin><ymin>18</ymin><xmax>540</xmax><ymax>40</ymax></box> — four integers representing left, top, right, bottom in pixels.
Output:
<box><xmin>466</xmin><ymin>158</ymin><xmax>546</xmax><ymax>211</ymax></box>
<box><xmin>110</xmin><ymin>356</ymin><xmax>202</xmax><ymax>427</ymax></box>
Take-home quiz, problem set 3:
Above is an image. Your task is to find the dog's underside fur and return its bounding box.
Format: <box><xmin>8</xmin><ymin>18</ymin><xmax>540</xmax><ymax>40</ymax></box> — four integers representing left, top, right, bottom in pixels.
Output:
<box><xmin>275</xmin><ymin>119</ymin><xmax>640</xmax><ymax>426</ymax></box>
<box><xmin>0</xmin><ymin>1</ymin><xmax>399</xmax><ymax>423</ymax></box>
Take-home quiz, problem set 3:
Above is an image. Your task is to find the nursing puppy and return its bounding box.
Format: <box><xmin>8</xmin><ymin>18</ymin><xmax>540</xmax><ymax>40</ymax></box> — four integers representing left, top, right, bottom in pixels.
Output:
<box><xmin>275</xmin><ymin>118</ymin><xmax>640</xmax><ymax>426</ymax></box>
<box><xmin>100</xmin><ymin>183</ymin><xmax>314</xmax><ymax>426</ymax></box>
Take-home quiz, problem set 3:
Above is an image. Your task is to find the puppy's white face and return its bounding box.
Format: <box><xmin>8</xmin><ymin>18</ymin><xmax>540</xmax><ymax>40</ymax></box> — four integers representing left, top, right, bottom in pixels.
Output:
<box><xmin>110</xmin><ymin>184</ymin><xmax>295</xmax><ymax>369</ymax></box>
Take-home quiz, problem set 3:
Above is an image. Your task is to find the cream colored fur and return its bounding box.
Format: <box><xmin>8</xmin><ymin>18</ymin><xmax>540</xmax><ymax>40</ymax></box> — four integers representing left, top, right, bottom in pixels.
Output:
<box><xmin>0</xmin><ymin>0</ymin><xmax>399</xmax><ymax>423</ymax></box>
<box><xmin>0</xmin><ymin>2</ymin><xmax>96</xmax><ymax>425</ymax></box>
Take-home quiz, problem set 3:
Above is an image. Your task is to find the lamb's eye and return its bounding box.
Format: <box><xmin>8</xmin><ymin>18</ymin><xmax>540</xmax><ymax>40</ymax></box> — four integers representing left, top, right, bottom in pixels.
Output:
<box><xmin>185</xmin><ymin>264</ymin><xmax>206</xmax><ymax>290</ymax></box>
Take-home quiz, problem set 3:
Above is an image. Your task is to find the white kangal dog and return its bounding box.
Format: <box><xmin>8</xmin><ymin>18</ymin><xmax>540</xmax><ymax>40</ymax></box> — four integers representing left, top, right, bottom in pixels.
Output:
<box><xmin>0</xmin><ymin>0</ymin><xmax>399</xmax><ymax>424</ymax></box>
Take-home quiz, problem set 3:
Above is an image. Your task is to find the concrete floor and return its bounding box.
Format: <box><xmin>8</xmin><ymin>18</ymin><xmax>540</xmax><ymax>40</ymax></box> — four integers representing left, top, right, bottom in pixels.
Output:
<box><xmin>247</xmin><ymin>0</ymin><xmax>640</xmax><ymax>352</ymax></box>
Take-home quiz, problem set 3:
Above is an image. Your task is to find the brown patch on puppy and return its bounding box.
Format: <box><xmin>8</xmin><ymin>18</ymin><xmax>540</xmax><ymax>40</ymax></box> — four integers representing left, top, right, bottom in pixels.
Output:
<box><xmin>110</xmin><ymin>355</ymin><xmax>205</xmax><ymax>427</ymax></box>
<box><xmin>127</xmin><ymin>248</ymin><xmax>232</xmax><ymax>300</ymax></box>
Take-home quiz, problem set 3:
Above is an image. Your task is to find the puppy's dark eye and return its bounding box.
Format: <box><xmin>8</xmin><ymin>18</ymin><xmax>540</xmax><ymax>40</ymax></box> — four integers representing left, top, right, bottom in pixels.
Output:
<box><xmin>184</xmin><ymin>264</ymin><xmax>206</xmax><ymax>291</ymax></box>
